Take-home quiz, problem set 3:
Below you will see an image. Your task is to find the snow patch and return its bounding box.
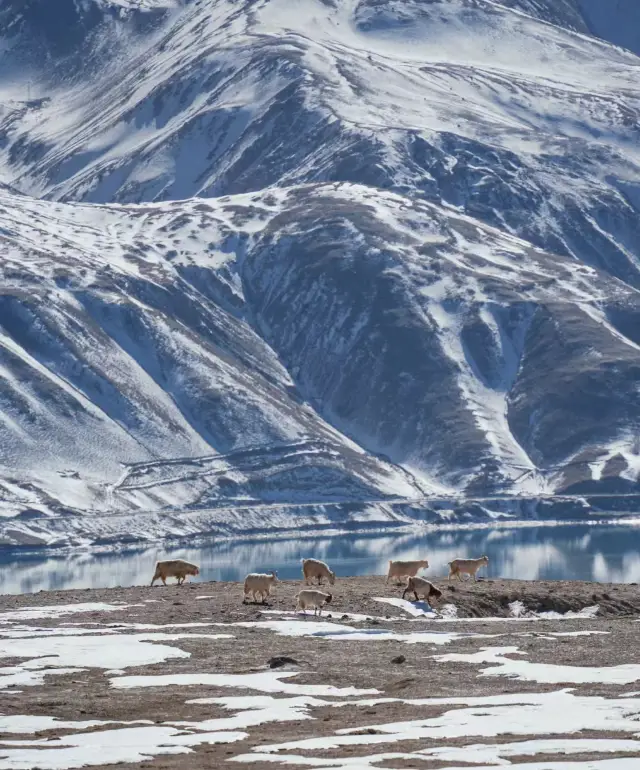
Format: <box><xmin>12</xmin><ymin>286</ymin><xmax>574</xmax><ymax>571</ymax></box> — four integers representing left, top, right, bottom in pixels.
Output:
<box><xmin>372</xmin><ymin>597</ymin><xmax>436</xmax><ymax>617</ymax></box>
<box><xmin>251</xmin><ymin>689</ymin><xmax>640</xmax><ymax>753</ymax></box>
<box><xmin>110</xmin><ymin>670</ymin><xmax>378</xmax><ymax>697</ymax></box>
<box><xmin>0</xmin><ymin>603</ymin><xmax>140</xmax><ymax>623</ymax></box>
<box><xmin>226</xmin><ymin>619</ymin><xmax>494</xmax><ymax>645</ymax></box>
<box><xmin>435</xmin><ymin>646</ymin><xmax>640</xmax><ymax>684</ymax></box>
<box><xmin>0</xmin><ymin>632</ymin><xmax>232</xmax><ymax>686</ymax></box>
<box><xmin>0</xmin><ymin>725</ymin><xmax>245</xmax><ymax>770</ymax></box>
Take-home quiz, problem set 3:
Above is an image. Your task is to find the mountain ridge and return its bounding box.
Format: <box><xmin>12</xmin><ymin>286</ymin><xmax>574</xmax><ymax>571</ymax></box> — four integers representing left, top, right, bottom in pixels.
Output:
<box><xmin>0</xmin><ymin>0</ymin><xmax>638</xmax><ymax>544</ymax></box>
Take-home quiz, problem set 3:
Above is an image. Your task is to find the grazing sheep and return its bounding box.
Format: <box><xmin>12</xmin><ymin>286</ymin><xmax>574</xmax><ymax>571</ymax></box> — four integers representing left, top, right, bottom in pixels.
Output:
<box><xmin>243</xmin><ymin>571</ymin><xmax>278</xmax><ymax>604</ymax></box>
<box><xmin>296</xmin><ymin>589</ymin><xmax>332</xmax><ymax>617</ymax></box>
<box><xmin>386</xmin><ymin>559</ymin><xmax>429</xmax><ymax>584</ymax></box>
<box><xmin>402</xmin><ymin>576</ymin><xmax>443</xmax><ymax>607</ymax></box>
<box><xmin>448</xmin><ymin>555</ymin><xmax>489</xmax><ymax>582</ymax></box>
<box><xmin>151</xmin><ymin>559</ymin><xmax>200</xmax><ymax>587</ymax></box>
<box><xmin>301</xmin><ymin>558</ymin><xmax>336</xmax><ymax>586</ymax></box>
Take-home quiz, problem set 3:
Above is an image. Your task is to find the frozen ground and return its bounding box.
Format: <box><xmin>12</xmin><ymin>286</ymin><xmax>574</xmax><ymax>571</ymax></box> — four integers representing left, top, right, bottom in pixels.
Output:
<box><xmin>0</xmin><ymin>576</ymin><xmax>639</xmax><ymax>769</ymax></box>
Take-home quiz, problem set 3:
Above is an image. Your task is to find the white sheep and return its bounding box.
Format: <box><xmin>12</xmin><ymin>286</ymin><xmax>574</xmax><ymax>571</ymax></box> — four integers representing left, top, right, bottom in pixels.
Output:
<box><xmin>386</xmin><ymin>559</ymin><xmax>429</xmax><ymax>584</ymax></box>
<box><xmin>402</xmin><ymin>576</ymin><xmax>443</xmax><ymax>607</ymax></box>
<box><xmin>243</xmin><ymin>571</ymin><xmax>278</xmax><ymax>604</ymax></box>
<box><xmin>301</xmin><ymin>558</ymin><xmax>336</xmax><ymax>586</ymax></box>
<box><xmin>151</xmin><ymin>559</ymin><xmax>200</xmax><ymax>587</ymax></box>
<box><xmin>448</xmin><ymin>555</ymin><xmax>489</xmax><ymax>582</ymax></box>
<box><xmin>296</xmin><ymin>589</ymin><xmax>332</xmax><ymax>617</ymax></box>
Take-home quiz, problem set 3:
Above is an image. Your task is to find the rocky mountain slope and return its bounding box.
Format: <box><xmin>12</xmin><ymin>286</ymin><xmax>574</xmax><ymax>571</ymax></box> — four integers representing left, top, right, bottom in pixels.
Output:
<box><xmin>0</xmin><ymin>0</ymin><xmax>639</xmax><ymax>537</ymax></box>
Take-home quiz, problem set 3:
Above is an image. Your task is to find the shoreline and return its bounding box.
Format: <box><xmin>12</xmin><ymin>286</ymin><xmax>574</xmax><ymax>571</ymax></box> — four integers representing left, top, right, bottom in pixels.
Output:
<box><xmin>2</xmin><ymin>492</ymin><xmax>640</xmax><ymax>551</ymax></box>
<box><xmin>1</xmin><ymin>514</ymin><xmax>640</xmax><ymax>559</ymax></box>
<box><xmin>1</xmin><ymin>575</ymin><xmax>639</xmax><ymax>618</ymax></box>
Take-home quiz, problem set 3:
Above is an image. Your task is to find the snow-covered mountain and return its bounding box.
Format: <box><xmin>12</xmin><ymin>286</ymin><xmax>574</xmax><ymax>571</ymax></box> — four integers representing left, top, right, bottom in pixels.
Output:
<box><xmin>0</xmin><ymin>0</ymin><xmax>639</xmax><ymax>543</ymax></box>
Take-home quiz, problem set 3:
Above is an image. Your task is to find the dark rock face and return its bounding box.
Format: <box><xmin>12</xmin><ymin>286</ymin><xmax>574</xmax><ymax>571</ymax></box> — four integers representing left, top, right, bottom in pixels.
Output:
<box><xmin>0</xmin><ymin>0</ymin><xmax>638</xmax><ymax>532</ymax></box>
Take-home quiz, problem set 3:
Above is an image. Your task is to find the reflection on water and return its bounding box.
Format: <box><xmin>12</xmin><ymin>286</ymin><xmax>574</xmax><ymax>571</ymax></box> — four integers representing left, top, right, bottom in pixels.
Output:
<box><xmin>1</xmin><ymin>524</ymin><xmax>640</xmax><ymax>595</ymax></box>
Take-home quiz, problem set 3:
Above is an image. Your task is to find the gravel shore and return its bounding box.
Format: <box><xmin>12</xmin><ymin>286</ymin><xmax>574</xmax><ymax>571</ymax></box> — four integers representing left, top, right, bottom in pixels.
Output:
<box><xmin>0</xmin><ymin>577</ymin><xmax>639</xmax><ymax>769</ymax></box>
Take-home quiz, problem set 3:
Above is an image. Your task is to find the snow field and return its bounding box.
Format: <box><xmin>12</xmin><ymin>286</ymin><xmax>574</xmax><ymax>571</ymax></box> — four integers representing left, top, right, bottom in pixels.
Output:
<box><xmin>0</xmin><ymin>595</ymin><xmax>638</xmax><ymax>769</ymax></box>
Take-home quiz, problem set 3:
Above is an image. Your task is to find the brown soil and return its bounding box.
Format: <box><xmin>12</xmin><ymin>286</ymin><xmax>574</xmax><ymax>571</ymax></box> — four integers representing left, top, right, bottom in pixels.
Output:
<box><xmin>0</xmin><ymin>576</ymin><xmax>639</xmax><ymax>769</ymax></box>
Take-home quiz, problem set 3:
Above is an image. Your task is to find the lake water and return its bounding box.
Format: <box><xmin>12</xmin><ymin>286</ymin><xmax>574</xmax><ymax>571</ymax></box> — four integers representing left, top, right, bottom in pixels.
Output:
<box><xmin>1</xmin><ymin>522</ymin><xmax>639</xmax><ymax>595</ymax></box>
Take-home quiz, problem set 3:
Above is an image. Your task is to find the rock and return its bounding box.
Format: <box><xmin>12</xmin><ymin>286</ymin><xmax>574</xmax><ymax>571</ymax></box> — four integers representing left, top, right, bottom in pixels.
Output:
<box><xmin>267</xmin><ymin>656</ymin><xmax>299</xmax><ymax>669</ymax></box>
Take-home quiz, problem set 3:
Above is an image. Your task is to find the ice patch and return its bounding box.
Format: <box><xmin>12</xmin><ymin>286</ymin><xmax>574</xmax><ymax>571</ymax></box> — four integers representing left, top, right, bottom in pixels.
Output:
<box><xmin>435</xmin><ymin>646</ymin><xmax>640</xmax><ymax>684</ymax></box>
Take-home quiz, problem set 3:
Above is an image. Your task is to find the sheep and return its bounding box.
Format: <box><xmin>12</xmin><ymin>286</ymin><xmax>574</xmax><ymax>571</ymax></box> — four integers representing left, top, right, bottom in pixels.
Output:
<box><xmin>448</xmin><ymin>555</ymin><xmax>489</xmax><ymax>582</ymax></box>
<box><xmin>402</xmin><ymin>576</ymin><xmax>443</xmax><ymax>607</ymax></box>
<box><xmin>296</xmin><ymin>589</ymin><xmax>332</xmax><ymax>618</ymax></box>
<box><xmin>301</xmin><ymin>558</ymin><xmax>336</xmax><ymax>586</ymax></box>
<box><xmin>150</xmin><ymin>559</ymin><xmax>200</xmax><ymax>587</ymax></box>
<box><xmin>386</xmin><ymin>559</ymin><xmax>429</xmax><ymax>585</ymax></box>
<box><xmin>243</xmin><ymin>571</ymin><xmax>278</xmax><ymax>604</ymax></box>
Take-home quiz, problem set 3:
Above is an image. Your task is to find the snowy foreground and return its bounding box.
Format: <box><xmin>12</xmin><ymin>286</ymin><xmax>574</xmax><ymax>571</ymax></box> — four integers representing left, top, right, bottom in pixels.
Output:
<box><xmin>0</xmin><ymin>577</ymin><xmax>639</xmax><ymax>769</ymax></box>
<box><xmin>1</xmin><ymin>0</ymin><xmax>640</xmax><ymax>544</ymax></box>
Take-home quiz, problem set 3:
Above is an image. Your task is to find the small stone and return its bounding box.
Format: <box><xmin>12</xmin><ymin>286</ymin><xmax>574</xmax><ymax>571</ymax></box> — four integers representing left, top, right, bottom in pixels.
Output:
<box><xmin>267</xmin><ymin>656</ymin><xmax>299</xmax><ymax>669</ymax></box>
<box><xmin>391</xmin><ymin>655</ymin><xmax>406</xmax><ymax>665</ymax></box>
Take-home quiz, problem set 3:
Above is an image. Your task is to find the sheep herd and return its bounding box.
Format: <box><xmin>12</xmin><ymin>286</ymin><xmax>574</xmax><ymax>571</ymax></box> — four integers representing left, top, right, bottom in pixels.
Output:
<box><xmin>150</xmin><ymin>555</ymin><xmax>490</xmax><ymax>616</ymax></box>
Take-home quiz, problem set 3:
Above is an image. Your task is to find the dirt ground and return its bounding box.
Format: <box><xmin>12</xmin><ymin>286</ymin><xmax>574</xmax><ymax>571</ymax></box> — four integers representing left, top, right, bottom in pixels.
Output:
<box><xmin>1</xmin><ymin>576</ymin><xmax>639</xmax><ymax>769</ymax></box>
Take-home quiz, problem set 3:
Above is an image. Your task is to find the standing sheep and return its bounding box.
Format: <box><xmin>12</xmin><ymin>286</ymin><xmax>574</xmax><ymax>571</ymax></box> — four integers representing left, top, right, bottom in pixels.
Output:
<box><xmin>243</xmin><ymin>571</ymin><xmax>278</xmax><ymax>604</ymax></box>
<box><xmin>301</xmin><ymin>558</ymin><xmax>336</xmax><ymax>586</ymax></box>
<box><xmin>386</xmin><ymin>559</ymin><xmax>429</xmax><ymax>585</ymax></box>
<box><xmin>151</xmin><ymin>559</ymin><xmax>200</xmax><ymax>587</ymax></box>
<box><xmin>448</xmin><ymin>556</ymin><xmax>489</xmax><ymax>582</ymax></box>
<box><xmin>296</xmin><ymin>589</ymin><xmax>332</xmax><ymax>618</ymax></box>
<box><xmin>402</xmin><ymin>576</ymin><xmax>443</xmax><ymax>607</ymax></box>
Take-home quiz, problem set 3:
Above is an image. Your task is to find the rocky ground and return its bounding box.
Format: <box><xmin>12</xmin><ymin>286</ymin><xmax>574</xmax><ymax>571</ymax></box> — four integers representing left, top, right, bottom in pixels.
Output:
<box><xmin>0</xmin><ymin>576</ymin><xmax>639</xmax><ymax>769</ymax></box>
